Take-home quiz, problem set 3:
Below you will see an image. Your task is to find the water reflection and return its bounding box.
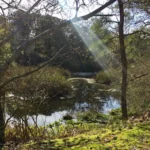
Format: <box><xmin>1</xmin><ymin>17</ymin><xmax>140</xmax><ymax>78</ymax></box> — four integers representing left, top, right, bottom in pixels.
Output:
<box><xmin>103</xmin><ymin>96</ymin><xmax>120</xmax><ymax>114</ymax></box>
<box><xmin>5</xmin><ymin>79</ymin><xmax>120</xmax><ymax>126</ymax></box>
<box><xmin>28</xmin><ymin>111</ymin><xmax>68</xmax><ymax>126</ymax></box>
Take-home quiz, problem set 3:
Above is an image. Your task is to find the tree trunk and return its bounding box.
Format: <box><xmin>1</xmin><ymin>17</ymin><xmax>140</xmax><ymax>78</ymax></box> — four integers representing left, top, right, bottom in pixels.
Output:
<box><xmin>0</xmin><ymin>91</ymin><xmax>5</xmax><ymax>150</ymax></box>
<box><xmin>118</xmin><ymin>0</ymin><xmax>128</xmax><ymax>119</ymax></box>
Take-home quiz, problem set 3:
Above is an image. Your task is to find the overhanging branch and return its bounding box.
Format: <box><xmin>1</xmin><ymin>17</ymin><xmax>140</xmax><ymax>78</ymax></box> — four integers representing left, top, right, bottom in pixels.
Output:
<box><xmin>94</xmin><ymin>14</ymin><xmax>115</xmax><ymax>17</ymax></box>
<box><xmin>0</xmin><ymin>0</ymin><xmax>42</xmax><ymax>47</ymax></box>
<box><xmin>0</xmin><ymin>0</ymin><xmax>116</xmax><ymax>73</ymax></box>
<box><xmin>0</xmin><ymin>45</ymin><xmax>66</xmax><ymax>90</ymax></box>
<box><xmin>130</xmin><ymin>73</ymin><xmax>148</xmax><ymax>82</ymax></box>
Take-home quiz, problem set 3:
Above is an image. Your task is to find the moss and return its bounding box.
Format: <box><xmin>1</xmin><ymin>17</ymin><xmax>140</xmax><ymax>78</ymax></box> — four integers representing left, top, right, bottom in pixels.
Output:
<box><xmin>5</xmin><ymin>114</ymin><xmax>150</xmax><ymax>150</ymax></box>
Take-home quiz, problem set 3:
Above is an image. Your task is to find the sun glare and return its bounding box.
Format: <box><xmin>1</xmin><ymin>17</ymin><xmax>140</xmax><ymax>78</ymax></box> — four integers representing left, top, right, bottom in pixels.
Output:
<box><xmin>58</xmin><ymin>0</ymin><xmax>118</xmax><ymax>71</ymax></box>
<box><xmin>72</xmin><ymin>22</ymin><xmax>110</xmax><ymax>70</ymax></box>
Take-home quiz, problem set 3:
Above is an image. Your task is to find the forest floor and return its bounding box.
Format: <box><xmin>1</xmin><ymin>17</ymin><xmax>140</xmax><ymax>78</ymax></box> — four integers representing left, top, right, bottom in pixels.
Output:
<box><xmin>5</xmin><ymin>111</ymin><xmax>150</xmax><ymax>150</ymax></box>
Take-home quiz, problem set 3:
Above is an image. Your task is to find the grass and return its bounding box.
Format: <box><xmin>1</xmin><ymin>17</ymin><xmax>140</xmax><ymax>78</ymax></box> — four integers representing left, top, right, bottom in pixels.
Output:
<box><xmin>15</xmin><ymin>121</ymin><xmax>150</xmax><ymax>150</ymax></box>
<box><xmin>4</xmin><ymin>112</ymin><xmax>150</xmax><ymax>150</ymax></box>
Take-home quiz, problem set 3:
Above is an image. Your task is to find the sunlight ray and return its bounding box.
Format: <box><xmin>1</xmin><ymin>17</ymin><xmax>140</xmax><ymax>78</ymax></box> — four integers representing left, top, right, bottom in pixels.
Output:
<box><xmin>58</xmin><ymin>1</ymin><xmax>118</xmax><ymax>71</ymax></box>
<box><xmin>71</xmin><ymin>22</ymin><xmax>110</xmax><ymax>69</ymax></box>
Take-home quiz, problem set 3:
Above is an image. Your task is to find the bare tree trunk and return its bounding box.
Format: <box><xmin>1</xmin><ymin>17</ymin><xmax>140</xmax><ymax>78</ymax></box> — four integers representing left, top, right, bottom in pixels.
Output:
<box><xmin>0</xmin><ymin>91</ymin><xmax>5</xmax><ymax>150</ymax></box>
<box><xmin>118</xmin><ymin>0</ymin><xmax>128</xmax><ymax>119</ymax></box>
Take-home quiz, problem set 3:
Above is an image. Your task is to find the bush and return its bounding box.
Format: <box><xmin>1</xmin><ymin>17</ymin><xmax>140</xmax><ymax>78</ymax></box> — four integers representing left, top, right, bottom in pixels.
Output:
<box><xmin>37</xmin><ymin>71</ymin><xmax>71</xmax><ymax>97</ymax></box>
<box><xmin>95</xmin><ymin>68</ymin><xmax>121</xmax><ymax>86</ymax></box>
<box><xmin>95</xmin><ymin>71</ymin><xmax>111</xmax><ymax>85</ymax></box>
<box><xmin>109</xmin><ymin>108</ymin><xmax>122</xmax><ymax>117</ymax></box>
<box><xmin>77</xmin><ymin>110</ymin><xmax>108</xmax><ymax>122</ymax></box>
<box><xmin>63</xmin><ymin>114</ymin><xmax>73</xmax><ymax>120</ymax></box>
<box><xmin>127</xmin><ymin>60</ymin><xmax>150</xmax><ymax>113</ymax></box>
<box><xmin>4</xmin><ymin>66</ymin><xmax>71</xmax><ymax>98</ymax></box>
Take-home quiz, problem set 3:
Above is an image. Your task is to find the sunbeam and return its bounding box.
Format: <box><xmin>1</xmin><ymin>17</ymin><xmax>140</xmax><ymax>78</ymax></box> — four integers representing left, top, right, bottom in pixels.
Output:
<box><xmin>71</xmin><ymin>22</ymin><xmax>111</xmax><ymax>70</ymax></box>
<box><xmin>58</xmin><ymin>0</ymin><xmax>118</xmax><ymax>71</ymax></box>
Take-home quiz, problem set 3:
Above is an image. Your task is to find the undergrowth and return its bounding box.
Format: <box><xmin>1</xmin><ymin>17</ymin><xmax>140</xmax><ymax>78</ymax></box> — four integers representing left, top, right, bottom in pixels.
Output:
<box><xmin>4</xmin><ymin>110</ymin><xmax>150</xmax><ymax>150</ymax></box>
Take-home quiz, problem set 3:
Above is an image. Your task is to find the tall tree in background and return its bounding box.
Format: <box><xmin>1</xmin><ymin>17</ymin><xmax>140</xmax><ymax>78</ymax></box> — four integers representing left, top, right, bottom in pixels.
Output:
<box><xmin>118</xmin><ymin>0</ymin><xmax>128</xmax><ymax>119</ymax></box>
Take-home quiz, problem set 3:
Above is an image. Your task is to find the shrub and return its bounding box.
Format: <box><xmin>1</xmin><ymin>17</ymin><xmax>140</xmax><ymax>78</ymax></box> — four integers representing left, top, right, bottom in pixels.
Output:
<box><xmin>95</xmin><ymin>68</ymin><xmax>121</xmax><ymax>86</ymax></box>
<box><xmin>63</xmin><ymin>114</ymin><xmax>73</xmax><ymax>120</ymax></box>
<box><xmin>77</xmin><ymin>110</ymin><xmax>108</xmax><ymax>122</ymax></box>
<box><xmin>95</xmin><ymin>71</ymin><xmax>111</xmax><ymax>85</ymax></box>
<box><xmin>109</xmin><ymin>108</ymin><xmax>122</xmax><ymax>117</ymax></box>
<box><xmin>127</xmin><ymin>60</ymin><xmax>150</xmax><ymax>113</ymax></box>
<box><xmin>4</xmin><ymin>66</ymin><xmax>71</xmax><ymax>98</ymax></box>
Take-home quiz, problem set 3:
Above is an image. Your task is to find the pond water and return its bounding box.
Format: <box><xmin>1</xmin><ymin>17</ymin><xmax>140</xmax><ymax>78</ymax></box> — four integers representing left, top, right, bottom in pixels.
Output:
<box><xmin>5</xmin><ymin>78</ymin><xmax>120</xmax><ymax>126</ymax></box>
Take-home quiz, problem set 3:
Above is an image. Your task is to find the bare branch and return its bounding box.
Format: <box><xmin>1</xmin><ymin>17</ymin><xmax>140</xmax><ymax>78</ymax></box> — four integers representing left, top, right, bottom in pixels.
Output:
<box><xmin>26</xmin><ymin>0</ymin><xmax>42</xmax><ymax>14</ymax></box>
<box><xmin>94</xmin><ymin>14</ymin><xmax>115</xmax><ymax>16</ymax></box>
<box><xmin>0</xmin><ymin>0</ymin><xmax>42</xmax><ymax>47</ymax></box>
<box><xmin>73</xmin><ymin>0</ymin><xmax>116</xmax><ymax>21</ymax></box>
<box><xmin>0</xmin><ymin>45</ymin><xmax>66</xmax><ymax>90</ymax></box>
<box><xmin>0</xmin><ymin>0</ymin><xmax>116</xmax><ymax>74</ymax></box>
<box><xmin>0</xmin><ymin>0</ymin><xmax>116</xmax><ymax>75</ymax></box>
<box><xmin>124</xmin><ymin>30</ymin><xmax>150</xmax><ymax>37</ymax></box>
<box><xmin>130</xmin><ymin>73</ymin><xmax>148</xmax><ymax>82</ymax></box>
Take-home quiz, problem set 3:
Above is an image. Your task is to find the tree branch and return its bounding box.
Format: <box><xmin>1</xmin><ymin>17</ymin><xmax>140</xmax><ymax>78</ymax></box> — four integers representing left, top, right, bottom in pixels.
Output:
<box><xmin>72</xmin><ymin>0</ymin><xmax>116</xmax><ymax>21</ymax></box>
<box><xmin>0</xmin><ymin>0</ymin><xmax>116</xmax><ymax>73</ymax></box>
<box><xmin>124</xmin><ymin>30</ymin><xmax>150</xmax><ymax>37</ymax></box>
<box><xmin>0</xmin><ymin>45</ymin><xmax>66</xmax><ymax>90</ymax></box>
<box><xmin>94</xmin><ymin>14</ymin><xmax>115</xmax><ymax>17</ymax></box>
<box><xmin>0</xmin><ymin>0</ymin><xmax>42</xmax><ymax>47</ymax></box>
<box><xmin>130</xmin><ymin>73</ymin><xmax>148</xmax><ymax>82</ymax></box>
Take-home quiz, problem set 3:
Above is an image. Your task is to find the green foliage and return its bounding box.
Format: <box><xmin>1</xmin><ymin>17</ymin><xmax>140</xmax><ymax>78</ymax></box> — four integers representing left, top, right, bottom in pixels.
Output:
<box><xmin>0</xmin><ymin>43</ymin><xmax>11</xmax><ymax>65</ymax></box>
<box><xmin>77</xmin><ymin>110</ymin><xmax>108</xmax><ymax>122</ymax></box>
<box><xmin>95</xmin><ymin>71</ymin><xmax>111</xmax><ymax>85</ymax></box>
<box><xmin>109</xmin><ymin>108</ymin><xmax>122</xmax><ymax>121</ymax></box>
<box><xmin>6</xmin><ymin>116</ymin><xmax>150</xmax><ymax>150</ymax></box>
<box><xmin>5</xmin><ymin>120</ymin><xmax>100</xmax><ymax>144</ymax></box>
<box><xmin>125</xmin><ymin>28</ymin><xmax>150</xmax><ymax>63</ymax></box>
<box><xmin>4</xmin><ymin>66</ymin><xmax>71</xmax><ymax>98</ymax></box>
<box><xmin>127</xmin><ymin>59</ymin><xmax>150</xmax><ymax>113</ymax></box>
<box><xmin>109</xmin><ymin>108</ymin><xmax>122</xmax><ymax>117</ymax></box>
<box><xmin>0</xmin><ymin>17</ymin><xmax>11</xmax><ymax>65</ymax></box>
<box><xmin>90</xmin><ymin>19</ymin><xmax>111</xmax><ymax>41</ymax></box>
<box><xmin>5</xmin><ymin>124</ymin><xmax>47</xmax><ymax>142</ymax></box>
<box><xmin>95</xmin><ymin>67</ymin><xmax>121</xmax><ymax>86</ymax></box>
<box><xmin>64</xmin><ymin>24</ymin><xmax>101</xmax><ymax>72</ymax></box>
<box><xmin>4</xmin><ymin>66</ymin><xmax>71</xmax><ymax>119</ymax></box>
<box><xmin>90</xmin><ymin>18</ymin><xmax>118</xmax><ymax>68</ymax></box>
<box><xmin>63</xmin><ymin>114</ymin><xmax>73</xmax><ymax>120</ymax></box>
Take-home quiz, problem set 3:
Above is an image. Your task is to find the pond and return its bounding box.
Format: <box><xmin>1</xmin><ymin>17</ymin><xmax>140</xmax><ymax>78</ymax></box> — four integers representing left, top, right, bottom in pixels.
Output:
<box><xmin>5</xmin><ymin>78</ymin><xmax>120</xmax><ymax>126</ymax></box>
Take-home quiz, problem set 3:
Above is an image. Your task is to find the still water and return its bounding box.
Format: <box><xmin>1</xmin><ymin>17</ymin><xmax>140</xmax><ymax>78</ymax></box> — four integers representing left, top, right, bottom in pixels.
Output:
<box><xmin>5</xmin><ymin>78</ymin><xmax>120</xmax><ymax>126</ymax></box>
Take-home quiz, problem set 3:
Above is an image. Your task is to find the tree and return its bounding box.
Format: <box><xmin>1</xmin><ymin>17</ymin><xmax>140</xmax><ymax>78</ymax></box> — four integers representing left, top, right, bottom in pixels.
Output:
<box><xmin>90</xmin><ymin>18</ymin><xmax>115</xmax><ymax>68</ymax></box>
<box><xmin>118</xmin><ymin>0</ymin><xmax>150</xmax><ymax>118</ymax></box>
<box><xmin>89</xmin><ymin>0</ymin><xmax>150</xmax><ymax>119</ymax></box>
<box><xmin>118</xmin><ymin>0</ymin><xmax>128</xmax><ymax>119</ymax></box>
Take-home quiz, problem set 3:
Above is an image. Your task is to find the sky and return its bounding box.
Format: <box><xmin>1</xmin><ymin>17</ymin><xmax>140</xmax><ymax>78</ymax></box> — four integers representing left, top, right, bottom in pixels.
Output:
<box><xmin>57</xmin><ymin>0</ymin><xmax>110</xmax><ymax>19</ymax></box>
<box><xmin>0</xmin><ymin>0</ymin><xmax>112</xmax><ymax>19</ymax></box>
